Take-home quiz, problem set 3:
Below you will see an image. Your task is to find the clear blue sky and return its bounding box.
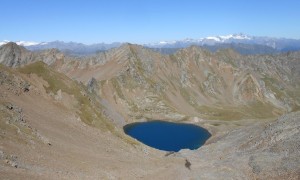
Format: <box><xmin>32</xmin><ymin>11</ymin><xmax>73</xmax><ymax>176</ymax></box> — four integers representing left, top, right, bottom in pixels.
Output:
<box><xmin>1</xmin><ymin>0</ymin><xmax>300</xmax><ymax>44</ymax></box>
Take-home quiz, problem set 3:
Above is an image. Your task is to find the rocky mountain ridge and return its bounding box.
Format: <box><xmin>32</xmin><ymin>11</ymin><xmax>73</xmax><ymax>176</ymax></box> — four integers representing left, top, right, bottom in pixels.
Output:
<box><xmin>1</xmin><ymin>43</ymin><xmax>299</xmax><ymax>121</ymax></box>
<box><xmin>0</xmin><ymin>42</ymin><xmax>299</xmax><ymax>179</ymax></box>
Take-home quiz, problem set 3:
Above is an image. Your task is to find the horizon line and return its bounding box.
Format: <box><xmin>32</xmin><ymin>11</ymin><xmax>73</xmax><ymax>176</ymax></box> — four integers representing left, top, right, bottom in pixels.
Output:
<box><xmin>1</xmin><ymin>33</ymin><xmax>300</xmax><ymax>46</ymax></box>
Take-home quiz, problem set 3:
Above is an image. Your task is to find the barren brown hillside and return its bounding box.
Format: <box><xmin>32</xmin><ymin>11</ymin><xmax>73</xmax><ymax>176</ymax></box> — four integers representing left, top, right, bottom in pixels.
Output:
<box><xmin>0</xmin><ymin>43</ymin><xmax>299</xmax><ymax>179</ymax></box>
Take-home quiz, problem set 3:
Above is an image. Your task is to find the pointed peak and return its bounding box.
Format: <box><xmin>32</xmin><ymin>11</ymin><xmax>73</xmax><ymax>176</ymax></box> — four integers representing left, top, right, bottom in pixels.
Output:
<box><xmin>0</xmin><ymin>40</ymin><xmax>40</xmax><ymax>47</ymax></box>
<box><xmin>0</xmin><ymin>42</ymin><xmax>33</xmax><ymax>68</ymax></box>
<box><xmin>2</xmin><ymin>41</ymin><xmax>18</xmax><ymax>47</ymax></box>
<box><xmin>118</xmin><ymin>43</ymin><xmax>133</xmax><ymax>49</ymax></box>
<box><xmin>0</xmin><ymin>42</ymin><xmax>28</xmax><ymax>52</ymax></box>
<box><xmin>120</xmin><ymin>43</ymin><xmax>144</xmax><ymax>49</ymax></box>
<box><xmin>112</xmin><ymin>43</ymin><xmax>147</xmax><ymax>54</ymax></box>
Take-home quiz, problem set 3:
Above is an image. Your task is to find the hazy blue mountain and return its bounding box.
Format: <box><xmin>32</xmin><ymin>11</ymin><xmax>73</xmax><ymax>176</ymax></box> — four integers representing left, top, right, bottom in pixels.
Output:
<box><xmin>150</xmin><ymin>43</ymin><xmax>278</xmax><ymax>55</ymax></box>
<box><xmin>1</xmin><ymin>34</ymin><xmax>300</xmax><ymax>55</ymax></box>
<box><xmin>25</xmin><ymin>41</ymin><xmax>123</xmax><ymax>55</ymax></box>
<box><xmin>146</xmin><ymin>34</ymin><xmax>300</xmax><ymax>52</ymax></box>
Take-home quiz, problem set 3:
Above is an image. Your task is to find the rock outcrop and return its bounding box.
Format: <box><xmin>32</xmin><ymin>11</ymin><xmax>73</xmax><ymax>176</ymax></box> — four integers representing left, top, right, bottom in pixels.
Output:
<box><xmin>0</xmin><ymin>42</ymin><xmax>34</xmax><ymax>67</ymax></box>
<box><xmin>181</xmin><ymin>111</ymin><xmax>300</xmax><ymax>179</ymax></box>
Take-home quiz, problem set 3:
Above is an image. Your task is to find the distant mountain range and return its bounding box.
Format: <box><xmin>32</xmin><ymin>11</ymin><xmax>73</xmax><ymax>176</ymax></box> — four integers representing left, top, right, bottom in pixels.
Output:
<box><xmin>0</xmin><ymin>42</ymin><xmax>300</xmax><ymax>179</ymax></box>
<box><xmin>146</xmin><ymin>34</ymin><xmax>300</xmax><ymax>50</ymax></box>
<box><xmin>1</xmin><ymin>34</ymin><xmax>300</xmax><ymax>55</ymax></box>
<box><xmin>0</xmin><ymin>40</ymin><xmax>122</xmax><ymax>56</ymax></box>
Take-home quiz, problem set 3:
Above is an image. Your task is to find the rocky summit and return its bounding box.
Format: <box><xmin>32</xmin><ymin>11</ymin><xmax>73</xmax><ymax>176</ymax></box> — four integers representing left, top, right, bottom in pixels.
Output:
<box><xmin>0</xmin><ymin>42</ymin><xmax>299</xmax><ymax>179</ymax></box>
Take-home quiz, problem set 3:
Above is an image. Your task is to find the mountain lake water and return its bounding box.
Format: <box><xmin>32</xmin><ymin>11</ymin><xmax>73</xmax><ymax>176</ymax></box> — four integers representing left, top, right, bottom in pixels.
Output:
<box><xmin>123</xmin><ymin>120</ymin><xmax>211</xmax><ymax>152</ymax></box>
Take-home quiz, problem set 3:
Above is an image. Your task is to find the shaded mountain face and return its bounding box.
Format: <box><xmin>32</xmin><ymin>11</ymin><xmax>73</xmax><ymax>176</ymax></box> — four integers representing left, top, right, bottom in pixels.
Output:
<box><xmin>1</xmin><ymin>43</ymin><xmax>299</xmax><ymax>122</ymax></box>
<box><xmin>0</xmin><ymin>42</ymin><xmax>34</xmax><ymax>67</ymax></box>
<box><xmin>0</xmin><ymin>42</ymin><xmax>65</xmax><ymax>67</ymax></box>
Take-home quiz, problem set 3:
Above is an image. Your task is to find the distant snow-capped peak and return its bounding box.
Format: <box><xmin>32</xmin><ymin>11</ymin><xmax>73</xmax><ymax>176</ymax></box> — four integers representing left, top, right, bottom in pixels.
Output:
<box><xmin>16</xmin><ymin>41</ymin><xmax>41</xmax><ymax>46</ymax></box>
<box><xmin>0</xmin><ymin>40</ymin><xmax>10</xmax><ymax>46</ymax></box>
<box><xmin>204</xmin><ymin>34</ymin><xmax>251</xmax><ymax>42</ymax></box>
<box><xmin>219</xmin><ymin>34</ymin><xmax>251</xmax><ymax>40</ymax></box>
<box><xmin>0</xmin><ymin>40</ymin><xmax>42</xmax><ymax>46</ymax></box>
<box><xmin>147</xmin><ymin>34</ymin><xmax>253</xmax><ymax>47</ymax></box>
<box><xmin>206</xmin><ymin>36</ymin><xmax>222</xmax><ymax>42</ymax></box>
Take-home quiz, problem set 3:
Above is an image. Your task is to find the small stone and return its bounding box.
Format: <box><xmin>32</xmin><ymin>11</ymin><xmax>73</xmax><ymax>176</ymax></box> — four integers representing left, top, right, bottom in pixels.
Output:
<box><xmin>6</xmin><ymin>103</ymin><xmax>13</xmax><ymax>110</ymax></box>
<box><xmin>0</xmin><ymin>151</ymin><xmax>4</xmax><ymax>159</ymax></box>
<box><xmin>185</xmin><ymin>159</ymin><xmax>191</xmax><ymax>170</ymax></box>
<box><xmin>23</xmin><ymin>83</ymin><xmax>30</xmax><ymax>92</ymax></box>
<box><xmin>11</xmin><ymin>162</ymin><xmax>18</xmax><ymax>168</ymax></box>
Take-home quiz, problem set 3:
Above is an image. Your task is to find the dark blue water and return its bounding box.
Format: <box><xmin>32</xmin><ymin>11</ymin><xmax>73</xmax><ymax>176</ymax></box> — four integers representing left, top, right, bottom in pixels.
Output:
<box><xmin>123</xmin><ymin>120</ymin><xmax>211</xmax><ymax>152</ymax></box>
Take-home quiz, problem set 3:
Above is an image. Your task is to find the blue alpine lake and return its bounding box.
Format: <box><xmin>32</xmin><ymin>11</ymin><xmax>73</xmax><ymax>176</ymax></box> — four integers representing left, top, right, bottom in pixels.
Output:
<box><xmin>123</xmin><ymin>120</ymin><xmax>211</xmax><ymax>152</ymax></box>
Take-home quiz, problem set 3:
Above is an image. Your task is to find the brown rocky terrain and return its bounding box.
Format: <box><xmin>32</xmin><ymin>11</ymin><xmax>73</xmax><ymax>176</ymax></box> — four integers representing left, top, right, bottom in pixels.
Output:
<box><xmin>57</xmin><ymin>44</ymin><xmax>300</xmax><ymax>122</ymax></box>
<box><xmin>0</xmin><ymin>43</ymin><xmax>299</xmax><ymax>179</ymax></box>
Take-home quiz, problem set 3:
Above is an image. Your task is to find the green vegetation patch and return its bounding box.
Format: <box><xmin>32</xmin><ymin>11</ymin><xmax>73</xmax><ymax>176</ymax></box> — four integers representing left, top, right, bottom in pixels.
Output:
<box><xmin>111</xmin><ymin>78</ymin><xmax>125</xmax><ymax>100</ymax></box>
<box><xmin>18</xmin><ymin>61</ymin><xmax>72</xmax><ymax>94</ymax></box>
<box><xmin>18</xmin><ymin>61</ymin><xmax>114</xmax><ymax>131</ymax></box>
<box><xmin>196</xmin><ymin>101</ymin><xmax>282</xmax><ymax>120</ymax></box>
<box><xmin>262</xmin><ymin>76</ymin><xmax>285</xmax><ymax>99</ymax></box>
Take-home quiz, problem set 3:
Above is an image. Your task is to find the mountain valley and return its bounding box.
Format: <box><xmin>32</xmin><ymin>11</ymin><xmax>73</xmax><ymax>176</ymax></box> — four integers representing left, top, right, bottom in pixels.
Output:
<box><xmin>0</xmin><ymin>42</ymin><xmax>299</xmax><ymax>179</ymax></box>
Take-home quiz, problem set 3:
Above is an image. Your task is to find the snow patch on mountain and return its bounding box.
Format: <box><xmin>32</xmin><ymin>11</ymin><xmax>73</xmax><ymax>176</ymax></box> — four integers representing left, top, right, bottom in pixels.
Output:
<box><xmin>206</xmin><ymin>36</ymin><xmax>221</xmax><ymax>41</ymax></box>
<box><xmin>146</xmin><ymin>34</ymin><xmax>254</xmax><ymax>47</ymax></box>
<box><xmin>0</xmin><ymin>40</ymin><xmax>41</xmax><ymax>46</ymax></box>
<box><xmin>0</xmin><ymin>40</ymin><xmax>10</xmax><ymax>46</ymax></box>
<box><xmin>16</xmin><ymin>41</ymin><xmax>40</xmax><ymax>46</ymax></box>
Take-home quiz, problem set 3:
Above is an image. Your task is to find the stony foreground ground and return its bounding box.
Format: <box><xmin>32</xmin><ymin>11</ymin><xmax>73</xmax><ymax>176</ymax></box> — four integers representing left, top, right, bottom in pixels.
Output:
<box><xmin>1</xmin><ymin>79</ymin><xmax>299</xmax><ymax>179</ymax></box>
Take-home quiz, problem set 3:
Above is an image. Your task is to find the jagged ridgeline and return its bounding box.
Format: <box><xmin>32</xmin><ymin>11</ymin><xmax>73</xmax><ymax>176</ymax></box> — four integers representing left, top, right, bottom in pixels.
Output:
<box><xmin>1</xmin><ymin>42</ymin><xmax>300</xmax><ymax>179</ymax></box>
<box><xmin>0</xmin><ymin>42</ymin><xmax>300</xmax><ymax>122</ymax></box>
